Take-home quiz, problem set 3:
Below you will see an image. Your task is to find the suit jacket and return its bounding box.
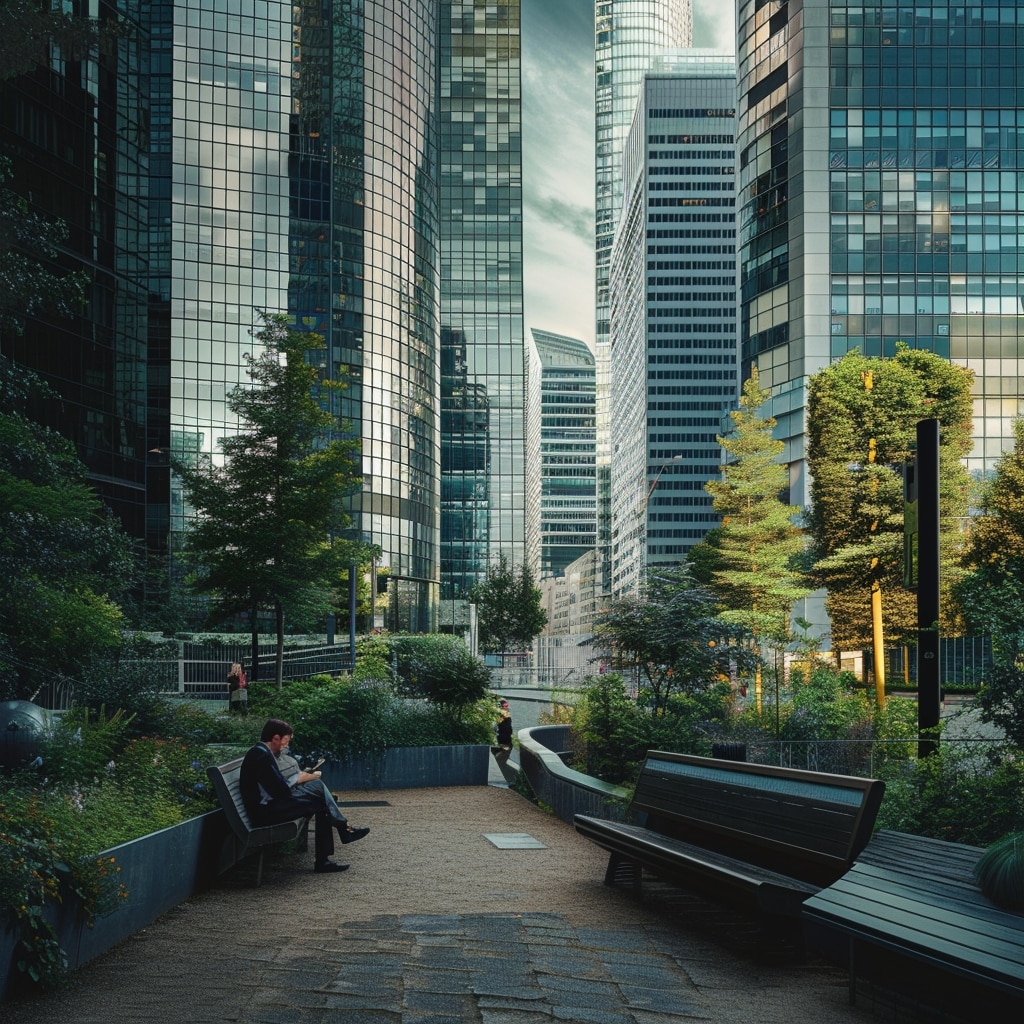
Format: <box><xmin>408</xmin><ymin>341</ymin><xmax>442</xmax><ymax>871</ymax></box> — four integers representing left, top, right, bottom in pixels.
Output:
<box><xmin>239</xmin><ymin>742</ymin><xmax>297</xmax><ymax>822</ymax></box>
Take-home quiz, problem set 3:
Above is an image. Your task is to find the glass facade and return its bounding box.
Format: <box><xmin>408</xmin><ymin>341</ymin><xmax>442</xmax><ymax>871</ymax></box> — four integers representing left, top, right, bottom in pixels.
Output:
<box><xmin>527</xmin><ymin>330</ymin><xmax>597</xmax><ymax>581</ymax></box>
<box><xmin>1</xmin><ymin>0</ymin><xmax>149</xmax><ymax>538</ymax></box>
<box><xmin>609</xmin><ymin>55</ymin><xmax>738</xmax><ymax>597</ymax></box>
<box><xmin>594</xmin><ymin>0</ymin><xmax>692</xmax><ymax>593</ymax></box>
<box><xmin>739</xmin><ymin>0</ymin><xmax>1024</xmax><ymax>504</ymax></box>
<box><xmin>438</xmin><ymin>1</ymin><xmax>525</xmax><ymax>633</ymax></box>
<box><xmin>148</xmin><ymin>0</ymin><xmax>440</xmax><ymax>631</ymax></box>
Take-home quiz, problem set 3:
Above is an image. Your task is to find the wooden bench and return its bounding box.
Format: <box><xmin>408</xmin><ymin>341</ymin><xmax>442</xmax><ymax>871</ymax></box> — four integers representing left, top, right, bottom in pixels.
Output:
<box><xmin>803</xmin><ymin>829</ymin><xmax>1024</xmax><ymax>1014</ymax></box>
<box><xmin>206</xmin><ymin>758</ymin><xmax>310</xmax><ymax>886</ymax></box>
<box><xmin>573</xmin><ymin>751</ymin><xmax>884</xmax><ymax>919</ymax></box>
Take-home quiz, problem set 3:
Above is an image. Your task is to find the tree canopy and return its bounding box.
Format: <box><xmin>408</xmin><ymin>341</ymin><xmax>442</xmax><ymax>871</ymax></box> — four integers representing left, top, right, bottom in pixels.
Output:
<box><xmin>470</xmin><ymin>553</ymin><xmax>547</xmax><ymax>655</ymax></box>
<box><xmin>697</xmin><ymin>368</ymin><xmax>809</xmax><ymax>647</ymax></box>
<box><xmin>0</xmin><ymin>359</ymin><xmax>134</xmax><ymax>700</ymax></box>
<box><xmin>175</xmin><ymin>313</ymin><xmax>364</xmax><ymax>684</ymax></box>
<box><xmin>593</xmin><ymin>563</ymin><xmax>756</xmax><ymax>714</ymax></box>
<box><xmin>806</xmin><ymin>346</ymin><xmax>973</xmax><ymax>651</ymax></box>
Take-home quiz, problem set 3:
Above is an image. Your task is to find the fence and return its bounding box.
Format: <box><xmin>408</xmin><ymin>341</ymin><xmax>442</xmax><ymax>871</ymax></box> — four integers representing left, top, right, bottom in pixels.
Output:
<box><xmin>146</xmin><ymin>640</ymin><xmax>355</xmax><ymax>699</ymax></box>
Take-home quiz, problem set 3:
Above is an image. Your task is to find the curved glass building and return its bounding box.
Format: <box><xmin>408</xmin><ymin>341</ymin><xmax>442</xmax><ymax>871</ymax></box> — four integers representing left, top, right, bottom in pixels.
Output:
<box><xmin>147</xmin><ymin>0</ymin><xmax>441</xmax><ymax>631</ymax></box>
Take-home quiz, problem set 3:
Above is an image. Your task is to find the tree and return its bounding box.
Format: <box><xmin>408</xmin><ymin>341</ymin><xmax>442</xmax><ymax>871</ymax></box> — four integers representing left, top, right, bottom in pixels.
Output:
<box><xmin>175</xmin><ymin>313</ymin><xmax>364</xmax><ymax>685</ymax></box>
<box><xmin>0</xmin><ymin>0</ymin><xmax>111</xmax><ymax>84</ymax></box>
<box><xmin>806</xmin><ymin>346</ymin><xmax>973</xmax><ymax>697</ymax></box>
<box><xmin>593</xmin><ymin>563</ymin><xmax>756</xmax><ymax>714</ymax></box>
<box><xmin>955</xmin><ymin>419</ymin><xmax>1024</xmax><ymax>748</ymax></box>
<box><xmin>0</xmin><ymin>157</ymin><xmax>87</xmax><ymax>346</ymax></box>
<box><xmin>470</xmin><ymin>554</ymin><xmax>547</xmax><ymax>655</ymax></box>
<box><xmin>390</xmin><ymin>634</ymin><xmax>492</xmax><ymax>721</ymax></box>
<box><xmin>695</xmin><ymin>369</ymin><xmax>810</xmax><ymax>710</ymax></box>
<box><xmin>0</xmin><ymin>359</ymin><xmax>133</xmax><ymax>700</ymax></box>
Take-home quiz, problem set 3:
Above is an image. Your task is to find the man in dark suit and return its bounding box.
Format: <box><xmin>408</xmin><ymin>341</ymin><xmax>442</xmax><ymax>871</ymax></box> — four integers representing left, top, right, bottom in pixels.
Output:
<box><xmin>240</xmin><ymin>718</ymin><xmax>369</xmax><ymax>874</ymax></box>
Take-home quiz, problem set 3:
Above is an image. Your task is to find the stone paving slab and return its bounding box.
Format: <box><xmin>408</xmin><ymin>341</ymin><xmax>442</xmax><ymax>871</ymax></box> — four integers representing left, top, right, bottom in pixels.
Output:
<box><xmin>2</xmin><ymin>784</ymin><xmax>883</xmax><ymax>1024</ymax></box>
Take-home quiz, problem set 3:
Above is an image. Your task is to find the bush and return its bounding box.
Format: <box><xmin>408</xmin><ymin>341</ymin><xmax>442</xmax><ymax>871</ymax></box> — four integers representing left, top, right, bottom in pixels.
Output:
<box><xmin>570</xmin><ymin>674</ymin><xmax>648</xmax><ymax>783</ymax></box>
<box><xmin>974</xmin><ymin>832</ymin><xmax>1024</xmax><ymax>911</ymax></box>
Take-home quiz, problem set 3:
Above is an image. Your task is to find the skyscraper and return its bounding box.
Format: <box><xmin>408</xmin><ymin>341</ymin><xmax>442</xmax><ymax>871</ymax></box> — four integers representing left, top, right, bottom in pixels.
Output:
<box><xmin>594</xmin><ymin>0</ymin><xmax>692</xmax><ymax>593</ymax></box>
<box><xmin>146</xmin><ymin>0</ymin><xmax>441</xmax><ymax>632</ymax></box>
<box><xmin>438</xmin><ymin>1</ymin><xmax>525</xmax><ymax>633</ymax></box>
<box><xmin>738</xmin><ymin>0</ymin><xmax>1024</xmax><ymax>635</ymax></box>
<box><xmin>609</xmin><ymin>53</ymin><xmax>738</xmax><ymax>597</ymax></box>
<box><xmin>1</xmin><ymin>1</ymin><xmax>149</xmax><ymax>538</ymax></box>
<box><xmin>526</xmin><ymin>329</ymin><xmax>597</xmax><ymax>581</ymax></box>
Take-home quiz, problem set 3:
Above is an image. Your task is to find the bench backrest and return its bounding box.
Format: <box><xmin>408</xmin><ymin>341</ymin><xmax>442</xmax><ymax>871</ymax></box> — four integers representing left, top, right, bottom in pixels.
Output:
<box><xmin>632</xmin><ymin>751</ymin><xmax>885</xmax><ymax>886</ymax></box>
<box><xmin>207</xmin><ymin>757</ymin><xmax>256</xmax><ymax>838</ymax></box>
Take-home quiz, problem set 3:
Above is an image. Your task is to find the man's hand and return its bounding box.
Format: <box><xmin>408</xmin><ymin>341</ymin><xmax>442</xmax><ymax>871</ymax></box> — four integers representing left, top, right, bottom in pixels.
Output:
<box><xmin>297</xmin><ymin>770</ymin><xmax>322</xmax><ymax>784</ymax></box>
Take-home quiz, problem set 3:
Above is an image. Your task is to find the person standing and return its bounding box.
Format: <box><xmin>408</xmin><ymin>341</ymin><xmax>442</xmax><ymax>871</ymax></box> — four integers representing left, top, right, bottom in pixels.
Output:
<box><xmin>227</xmin><ymin>662</ymin><xmax>248</xmax><ymax>715</ymax></box>
<box><xmin>495</xmin><ymin>698</ymin><xmax>513</xmax><ymax>750</ymax></box>
<box><xmin>239</xmin><ymin>718</ymin><xmax>369</xmax><ymax>874</ymax></box>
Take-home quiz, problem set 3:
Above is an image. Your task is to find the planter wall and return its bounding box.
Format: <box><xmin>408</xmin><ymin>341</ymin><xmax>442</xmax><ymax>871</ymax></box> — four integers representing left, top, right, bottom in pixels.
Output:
<box><xmin>1</xmin><ymin>810</ymin><xmax>230</xmax><ymax>1002</ymax></box>
<box><xmin>322</xmin><ymin>744</ymin><xmax>490</xmax><ymax>789</ymax></box>
<box><xmin>517</xmin><ymin>725</ymin><xmax>630</xmax><ymax>825</ymax></box>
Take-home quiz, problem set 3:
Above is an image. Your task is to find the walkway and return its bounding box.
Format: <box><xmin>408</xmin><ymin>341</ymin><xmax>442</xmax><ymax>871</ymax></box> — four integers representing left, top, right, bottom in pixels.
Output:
<box><xmin>3</xmin><ymin>785</ymin><xmax>886</xmax><ymax>1024</ymax></box>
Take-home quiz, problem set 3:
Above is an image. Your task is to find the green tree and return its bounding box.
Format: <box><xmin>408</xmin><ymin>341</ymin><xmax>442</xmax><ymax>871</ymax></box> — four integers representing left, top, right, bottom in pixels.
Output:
<box><xmin>955</xmin><ymin>419</ymin><xmax>1024</xmax><ymax>748</ymax></box>
<box><xmin>175</xmin><ymin>313</ymin><xmax>364</xmax><ymax>685</ymax></box>
<box><xmin>593</xmin><ymin>563</ymin><xmax>756</xmax><ymax>714</ymax></box>
<box><xmin>390</xmin><ymin>634</ymin><xmax>492</xmax><ymax>721</ymax></box>
<box><xmin>470</xmin><ymin>554</ymin><xmax>547</xmax><ymax>655</ymax></box>
<box><xmin>806</xmin><ymin>346</ymin><xmax>973</xmax><ymax>695</ymax></box>
<box><xmin>0</xmin><ymin>360</ymin><xmax>133</xmax><ymax>699</ymax></box>
<box><xmin>696</xmin><ymin>369</ymin><xmax>810</xmax><ymax>710</ymax></box>
<box><xmin>0</xmin><ymin>0</ymin><xmax>113</xmax><ymax>84</ymax></box>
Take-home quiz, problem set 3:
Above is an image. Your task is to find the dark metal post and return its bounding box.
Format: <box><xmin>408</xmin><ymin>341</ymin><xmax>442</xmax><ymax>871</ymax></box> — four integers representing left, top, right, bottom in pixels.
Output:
<box><xmin>917</xmin><ymin>418</ymin><xmax>940</xmax><ymax>757</ymax></box>
<box><xmin>349</xmin><ymin>562</ymin><xmax>358</xmax><ymax>671</ymax></box>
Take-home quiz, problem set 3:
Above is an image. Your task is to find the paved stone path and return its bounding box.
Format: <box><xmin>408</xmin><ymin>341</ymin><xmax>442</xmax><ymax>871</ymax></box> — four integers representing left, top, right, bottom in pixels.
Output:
<box><xmin>2</xmin><ymin>784</ymin><xmax>887</xmax><ymax>1023</ymax></box>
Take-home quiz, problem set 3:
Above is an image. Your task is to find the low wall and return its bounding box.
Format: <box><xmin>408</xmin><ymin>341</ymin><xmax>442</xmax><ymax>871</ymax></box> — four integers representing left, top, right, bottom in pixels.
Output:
<box><xmin>516</xmin><ymin>725</ymin><xmax>631</xmax><ymax>825</ymax></box>
<box><xmin>322</xmin><ymin>744</ymin><xmax>490</xmax><ymax>789</ymax></box>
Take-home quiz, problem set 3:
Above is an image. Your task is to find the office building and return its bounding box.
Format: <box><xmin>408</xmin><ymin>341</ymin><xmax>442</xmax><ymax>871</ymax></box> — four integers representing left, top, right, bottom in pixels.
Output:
<box><xmin>0</xmin><ymin>1</ymin><xmax>149</xmax><ymax>537</ymax></box>
<box><xmin>438</xmin><ymin>1</ymin><xmax>525</xmax><ymax>633</ymax></box>
<box><xmin>594</xmin><ymin>0</ymin><xmax>692</xmax><ymax>593</ymax></box>
<box><xmin>739</xmin><ymin>0</ymin><xmax>1024</xmax><ymax>502</ymax></box>
<box><xmin>526</xmin><ymin>329</ymin><xmax>597</xmax><ymax>581</ymax></box>
<box><xmin>140</xmin><ymin>0</ymin><xmax>443</xmax><ymax>633</ymax></box>
<box><xmin>737</xmin><ymin>0</ymin><xmax>1024</xmax><ymax>636</ymax></box>
<box><xmin>609</xmin><ymin>53</ymin><xmax>738</xmax><ymax>597</ymax></box>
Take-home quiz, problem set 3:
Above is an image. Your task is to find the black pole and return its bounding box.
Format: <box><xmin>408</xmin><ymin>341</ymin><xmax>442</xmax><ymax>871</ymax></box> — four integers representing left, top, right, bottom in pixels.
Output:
<box><xmin>349</xmin><ymin>562</ymin><xmax>357</xmax><ymax>671</ymax></box>
<box><xmin>917</xmin><ymin>418</ymin><xmax>940</xmax><ymax>757</ymax></box>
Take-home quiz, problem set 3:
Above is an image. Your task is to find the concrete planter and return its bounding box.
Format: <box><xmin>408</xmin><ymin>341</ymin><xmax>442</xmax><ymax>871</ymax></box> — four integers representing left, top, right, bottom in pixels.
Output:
<box><xmin>516</xmin><ymin>725</ymin><xmax>630</xmax><ymax>825</ymax></box>
<box><xmin>322</xmin><ymin>744</ymin><xmax>490</xmax><ymax>789</ymax></box>
<box><xmin>1</xmin><ymin>810</ymin><xmax>230</xmax><ymax>1002</ymax></box>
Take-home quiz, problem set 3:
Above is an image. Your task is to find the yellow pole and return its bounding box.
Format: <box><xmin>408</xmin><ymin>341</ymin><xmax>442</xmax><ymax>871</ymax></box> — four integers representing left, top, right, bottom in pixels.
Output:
<box><xmin>863</xmin><ymin>371</ymin><xmax>886</xmax><ymax>706</ymax></box>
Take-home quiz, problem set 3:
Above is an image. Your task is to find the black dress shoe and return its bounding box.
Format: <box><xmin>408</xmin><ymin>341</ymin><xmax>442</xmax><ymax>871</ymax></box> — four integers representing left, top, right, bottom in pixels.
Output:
<box><xmin>314</xmin><ymin>860</ymin><xmax>349</xmax><ymax>873</ymax></box>
<box><xmin>339</xmin><ymin>826</ymin><xmax>370</xmax><ymax>844</ymax></box>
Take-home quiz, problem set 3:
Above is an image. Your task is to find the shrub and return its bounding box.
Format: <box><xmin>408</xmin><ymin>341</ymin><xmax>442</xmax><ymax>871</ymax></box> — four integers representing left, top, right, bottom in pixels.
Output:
<box><xmin>570</xmin><ymin>674</ymin><xmax>649</xmax><ymax>783</ymax></box>
<box><xmin>974</xmin><ymin>832</ymin><xmax>1024</xmax><ymax>911</ymax></box>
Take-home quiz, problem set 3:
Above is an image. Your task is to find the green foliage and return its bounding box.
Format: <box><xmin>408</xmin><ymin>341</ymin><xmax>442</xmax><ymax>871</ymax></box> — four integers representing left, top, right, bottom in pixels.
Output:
<box><xmin>782</xmin><ymin>663</ymin><xmax>873</xmax><ymax>741</ymax></box>
<box><xmin>701</xmin><ymin>369</ymin><xmax>810</xmax><ymax>646</ymax></box>
<box><xmin>174</xmin><ymin>312</ymin><xmax>365</xmax><ymax>684</ymax></box>
<box><xmin>806</xmin><ymin>346</ymin><xmax>973</xmax><ymax>648</ymax></box>
<box><xmin>0</xmin><ymin>1</ymin><xmax>114</xmax><ymax>85</ymax></box>
<box><xmin>974</xmin><ymin>832</ymin><xmax>1024</xmax><ymax>911</ymax></box>
<box><xmin>646</xmin><ymin>682</ymin><xmax>736</xmax><ymax>757</ymax></box>
<box><xmin>594</xmin><ymin>563</ymin><xmax>757</xmax><ymax>714</ymax></box>
<box><xmin>390</xmin><ymin>634</ymin><xmax>492</xmax><ymax>717</ymax></box>
<box><xmin>875</xmin><ymin>742</ymin><xmax>1024</xmax><ymax>846</ymax></box>
<box><xmin>571</xmin><ymin>674</ymin><xmax>648</xmax><ymax>782</ymax></box>
<box><xmin>470</xmin><ymin>553</ymin><xmax>547</xmax><ymax>654</ymax></box>
<box><xmin>0</xmin><ymin>359</ymin><xmax>134</xmax><ymax>700</ymax></box>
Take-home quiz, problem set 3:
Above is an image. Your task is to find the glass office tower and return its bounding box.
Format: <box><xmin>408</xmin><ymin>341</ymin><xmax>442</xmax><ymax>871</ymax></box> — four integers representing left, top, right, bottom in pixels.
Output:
<box><xmin>438</xmin><ymin>1</ymin><xmax>525</xmax><ymax>633</ymax></box>
<box><xmin>527</xmin><ymin>329</ymin><xmax>597</xmax><ymax>581</ymax></box>
<box><xmin>609</xmin><ymin>54</ymin><xmax>738</xmax><ymax>597</ymax></box>
<box><xmin>148</xmin><ymin>0</ymin><xmax>441</xmax><ymax>632</ymax></box>
<box><xmin>1</xmin><ymin>1</ymin><xmax>149</xmax><ymax>538</ymax></box>
<box><xmin>594</xmin><ymin>0</ymin><xmax>691</xmax><ymax>593</ymax></box>
<box><xmin>739</xmin><ymin>0</ymin><xmax>1024</xmax><ymax>502</ymax></box>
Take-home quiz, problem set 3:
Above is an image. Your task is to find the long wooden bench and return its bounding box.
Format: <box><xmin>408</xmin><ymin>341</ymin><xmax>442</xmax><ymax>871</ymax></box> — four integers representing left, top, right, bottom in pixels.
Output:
<box><xmin>206</xmin><ymin>757</ymin><xmax>310</xmax><ymax>886</ymax></box>
<box><xmin>574</xmin><ymin>751</ymin><xmax>884</xmax><ymax>919</ymax></box>
<box><xmin>803</xmin><ymin>829</ymin><xmax>1024</xmax><ymax>1014</ymax></box>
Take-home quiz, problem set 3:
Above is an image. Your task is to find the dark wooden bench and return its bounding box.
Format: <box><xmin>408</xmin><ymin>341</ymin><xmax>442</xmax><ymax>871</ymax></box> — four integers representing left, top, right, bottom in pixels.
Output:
<box><xmin>206</xmin><ymin>758</ymin><xmax>310</xmax><ymax>886</ymax></box>
<box><xmin>803</xmin><ymin>829</ymin><xmax>1024</xmax><ymax>1014</ymax></box>
<box><xmin>574</xmin><ymin>751</ymin><xmax>885</xmax><ymax>918</ymax></box>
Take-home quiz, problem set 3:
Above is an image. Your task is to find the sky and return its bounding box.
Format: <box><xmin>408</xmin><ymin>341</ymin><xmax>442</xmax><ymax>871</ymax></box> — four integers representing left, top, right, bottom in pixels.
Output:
<box><xmin>521</xmin><ymin>0</ymin><xmax>736</xmax><ymax>349</ymax></box>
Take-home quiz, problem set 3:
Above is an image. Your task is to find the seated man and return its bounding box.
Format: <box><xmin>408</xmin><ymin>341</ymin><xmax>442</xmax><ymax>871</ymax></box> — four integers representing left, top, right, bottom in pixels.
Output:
<box><xmin>240</xmin><ymin>718</ymin><xmax>369</xmax><ymax>874</ymax></box>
